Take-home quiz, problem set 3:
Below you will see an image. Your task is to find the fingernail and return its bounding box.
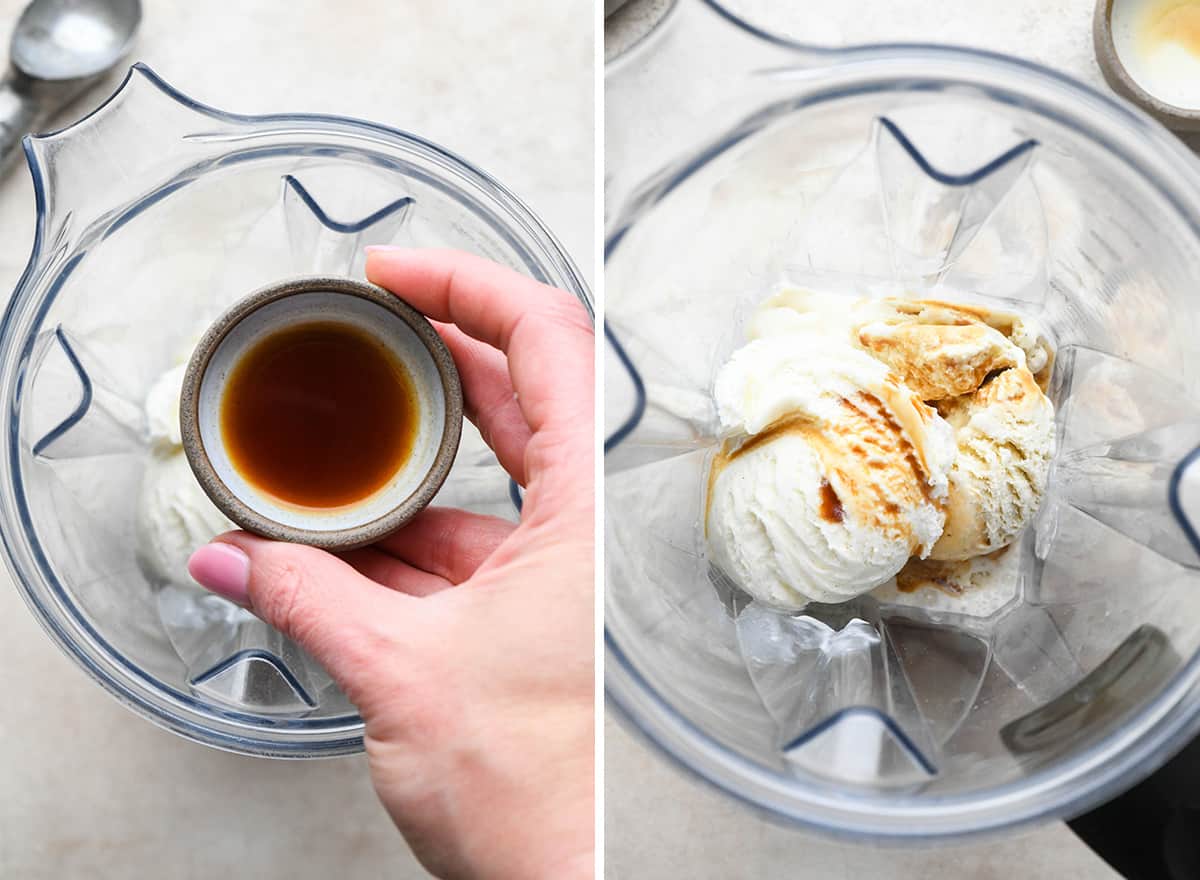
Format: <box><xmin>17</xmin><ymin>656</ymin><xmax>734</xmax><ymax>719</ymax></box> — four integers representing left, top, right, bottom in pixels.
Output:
<box><xmin>188</xmin><ymin>543</ymin><xmax>251</xmax><ymax>605</ymax></box>
<box><xmin>364</xmin><ymin>245</ymin><xmax>405</xmax><ymax>254</ymax></box>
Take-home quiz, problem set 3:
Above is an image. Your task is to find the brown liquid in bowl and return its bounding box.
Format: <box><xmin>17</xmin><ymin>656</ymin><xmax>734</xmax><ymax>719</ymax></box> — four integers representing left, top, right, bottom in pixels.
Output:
<box><xmin>221</xmin><ymin>321</ymin><xmax>418</xmax><ymax>508</ymax></box>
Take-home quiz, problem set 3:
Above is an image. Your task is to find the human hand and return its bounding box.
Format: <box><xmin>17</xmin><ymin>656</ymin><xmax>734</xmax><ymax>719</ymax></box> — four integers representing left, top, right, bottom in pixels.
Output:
<box><xmin>187</xmin><ymin>248</ymin><xmax>594</xmax><ymax>879</ymax></box>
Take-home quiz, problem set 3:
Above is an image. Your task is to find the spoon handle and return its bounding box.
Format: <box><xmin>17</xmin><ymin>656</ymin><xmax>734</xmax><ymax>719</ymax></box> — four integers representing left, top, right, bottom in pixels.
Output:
<box><xmin>0</xmin><ymin>70</ymin><xmax>40</xmax><ymax>168</ymax></box>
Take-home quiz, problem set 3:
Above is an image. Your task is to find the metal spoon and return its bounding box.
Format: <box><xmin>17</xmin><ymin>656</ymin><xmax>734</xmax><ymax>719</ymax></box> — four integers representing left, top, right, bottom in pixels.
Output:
<box><xmin>0</xmin><ymin>0</ymin><xmax>141</xmax><ymax>167</ymax></box>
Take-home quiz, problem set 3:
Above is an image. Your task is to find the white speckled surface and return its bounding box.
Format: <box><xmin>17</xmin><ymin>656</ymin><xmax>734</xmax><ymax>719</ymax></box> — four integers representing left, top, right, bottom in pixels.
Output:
<box><xmin>606</xmin><ymin>718</ymin><xmax>1123</xmax><ymax>879</ymax></box>
<box><xmin>604</xmin><ymin>1</ymin><xmax>1142</xmax><ymax>877</ymax></box>
<box><xmin>0</xmin><ymin>2</ymin><xmax>591</xmax><ymax>878</ymax></box>
<box><xmin>605</xmin><ymin>0</ymin><xmax>1200</xmax><ymax>150</ymax></box>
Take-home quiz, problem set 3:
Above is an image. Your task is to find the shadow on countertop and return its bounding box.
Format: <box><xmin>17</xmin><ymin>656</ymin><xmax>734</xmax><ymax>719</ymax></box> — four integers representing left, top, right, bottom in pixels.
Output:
<box><xmin>1070</xmin><ymin>732</ymin><xmax>1200</xmax><ymax>879</ymax></box>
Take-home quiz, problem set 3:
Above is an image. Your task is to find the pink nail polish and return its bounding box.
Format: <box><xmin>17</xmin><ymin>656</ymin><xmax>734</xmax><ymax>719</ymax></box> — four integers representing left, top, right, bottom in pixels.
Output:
<box><xmin>188</xmin><ymin>543</ymin><xmax>251</xmax><ymax>605</ymax></box>
<box><xmin>364</xmin><ymin>245</ymin><xmax>404</xmax><ymax>254</ymax></box>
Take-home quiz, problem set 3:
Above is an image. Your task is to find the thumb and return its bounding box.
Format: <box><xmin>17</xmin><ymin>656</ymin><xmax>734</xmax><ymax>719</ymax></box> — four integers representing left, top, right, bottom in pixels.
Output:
<box><xmin>188</xmin><ymin>532</ymin><xmax>413</xmax><ymax>693</ymax></box>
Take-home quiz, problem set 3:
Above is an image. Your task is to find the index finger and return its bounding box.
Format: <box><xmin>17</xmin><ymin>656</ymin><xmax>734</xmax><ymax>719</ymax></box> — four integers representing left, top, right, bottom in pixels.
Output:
<box><xmin>365</xmin><ymin>247</ymin><xmax>594</xmax><ymax>439</ymax></box>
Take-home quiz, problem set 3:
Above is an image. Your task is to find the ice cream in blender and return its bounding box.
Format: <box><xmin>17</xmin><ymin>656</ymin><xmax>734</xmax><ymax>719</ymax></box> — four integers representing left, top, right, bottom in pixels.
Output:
<box><xmin>707</xmin><ymin>334</ymin><xmax>956</xmax><ymax>606</ymax></box>
<box><xmin>706</xmin><ymin>289</ymin><xmax>1054</xmax><ymax>611</ymax></box>
<box><xmin>136</xmin><ymin>363</ymin><xmax>234</xmax><ymax>587</ymax></box>
<box><xmin>929</xmin><ymin>365</ymin><xmax>1054</xmax><ymax>561</ymax></box>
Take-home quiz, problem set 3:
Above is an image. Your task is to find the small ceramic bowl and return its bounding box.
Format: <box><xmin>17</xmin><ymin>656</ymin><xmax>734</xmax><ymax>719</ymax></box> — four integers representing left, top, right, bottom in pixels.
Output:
<box><xmin>180</xmin><ymin>276</ymin><xmax>462</xmax><ymax>550</ymax></box>
<box><xmin>1094</xmin><ymin>0</ymin><xmax>1200</xmax><ymax>132</ymax></box>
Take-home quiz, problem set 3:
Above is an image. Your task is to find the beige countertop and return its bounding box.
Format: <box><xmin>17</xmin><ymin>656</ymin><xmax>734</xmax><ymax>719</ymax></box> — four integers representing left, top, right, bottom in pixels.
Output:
<box><xmin>0</xmin><ymin>1</ymin><xmax>591</xmax><ymax>878</ymax></box>
<box><xmin>602</xmin><ymin>1</ymin><xmax>1174</xmax><ymax>877</ymax></box>
<box><xmin>606</xmin><ymin>717</ymin><xmax>1121</xmax><ymax>879</ymax></box>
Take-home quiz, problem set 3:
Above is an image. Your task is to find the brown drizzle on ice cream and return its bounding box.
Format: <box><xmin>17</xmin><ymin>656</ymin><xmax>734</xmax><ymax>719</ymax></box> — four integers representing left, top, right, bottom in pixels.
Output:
<box><xmin>896</xmin><ymin>557</ymin><xmax>968</xmax><ymax>596</ymax></box>
<box><xmin>818</xmin><ymin>479</ymin><xmax>844</xmax><ymax>523</ymax></box>
<box><xmin>706</xmin><ymin>389</ymin><xmax>944</xmax><ymax>552</ymax></box>
<box><xmin>897</xmin><ymin>547</ymin><xmax>1012</xmax><ymax>596</ymax></box>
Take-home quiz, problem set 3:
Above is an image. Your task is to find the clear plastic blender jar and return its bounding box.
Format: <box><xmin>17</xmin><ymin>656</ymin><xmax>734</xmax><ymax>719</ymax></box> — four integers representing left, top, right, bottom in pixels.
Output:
<box><xmin>0</xmin><ymin>64</ymin><xmax>590</xmax><ymax>757</ymax></box>
<box><xmin>605</xmin><ymin>0</ymin><xmax>1200</xmax><ymax>837</ymax></box>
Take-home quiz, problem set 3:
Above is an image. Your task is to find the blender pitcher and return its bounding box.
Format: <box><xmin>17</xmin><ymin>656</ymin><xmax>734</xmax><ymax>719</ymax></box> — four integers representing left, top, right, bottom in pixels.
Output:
<box><xmin>0</xmin><ymin>64</ymin><xmax>589</xmax><ymax>757</ymax></box>
<box><xmin>605</xmin><ymin>0</ymin><xmax>1200</xmax><ymax>837</ymax></box>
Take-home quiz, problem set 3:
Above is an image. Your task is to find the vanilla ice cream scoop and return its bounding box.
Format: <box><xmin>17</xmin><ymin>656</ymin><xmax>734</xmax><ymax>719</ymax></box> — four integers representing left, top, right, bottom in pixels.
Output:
<box><xmin>137</xmin><ymin>450</ymin><xmax>235</xmax><ymax>584</ymax></box>
<box><xmin>857</xmin><ymin>321</ymin><xmax>1024</xmax><ymax>400</ymax></box>
<box><xmin>706</xmin><ymin>286</ymin><xmax>1057</xmax><ymax>610</ymax></box>
<box><xmin>750</xmin><ymin>290</ymin><xmax>1051</xmax><ymax>385</ymax></box>
<box><xmin>707</xmin><ymin>336</ymin><xmax>955</xmax><ymax>608</ymax></box>
<box><xmin>929</xmin><ymin>366</ymin><xmax>1054</xmax><ymax>561</ymax></box>
<box><xmin>145</xmin><ymin>364</ymin><xmax>187</xmax><ymax>450</ymax></box>
<box><xmin>136</xmin><ymin>362</ymin><xmax>234</xmax><ymax>586</ymax></box>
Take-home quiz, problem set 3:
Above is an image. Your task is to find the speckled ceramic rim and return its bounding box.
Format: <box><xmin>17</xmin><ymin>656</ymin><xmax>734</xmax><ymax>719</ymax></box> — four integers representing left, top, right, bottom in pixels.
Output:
<box><xmin>1094</xmin><ymin>0</ymin><xmax>1200</xmax><ymax>132</ymax></box>
<box><xmin>180</xmin><ymin>276</ymin><xmax>463</xmax><ymax>550</ymax></box>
